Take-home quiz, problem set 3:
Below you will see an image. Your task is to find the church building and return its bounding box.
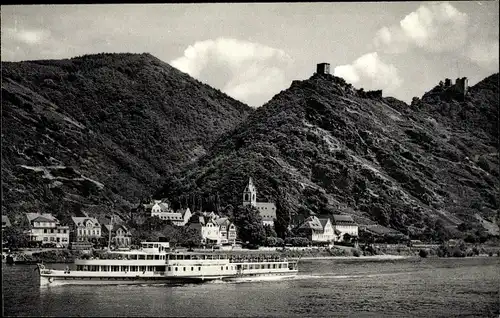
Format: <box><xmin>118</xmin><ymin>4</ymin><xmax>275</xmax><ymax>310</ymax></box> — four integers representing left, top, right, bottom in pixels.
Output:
<box><xmin>242</xmin><ymin>177</ymin><xmax>276</xmax><ymax>227</ymax></box>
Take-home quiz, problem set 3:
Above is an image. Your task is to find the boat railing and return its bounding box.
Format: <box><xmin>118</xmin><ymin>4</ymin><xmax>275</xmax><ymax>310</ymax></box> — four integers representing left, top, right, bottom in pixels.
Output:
<box><xmin>228</xmin><ymin>256</ymin><xmax>288</xmax><ymax>263</ymax></box>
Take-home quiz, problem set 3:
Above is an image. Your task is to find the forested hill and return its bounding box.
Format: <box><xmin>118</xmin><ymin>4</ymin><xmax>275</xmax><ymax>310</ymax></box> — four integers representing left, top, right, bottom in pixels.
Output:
<box><xmin>158</xmin><ymin>72</ymin><xmax>499</xmax><ymax>240</ymax></box>
<box><xmin>1</xmin><ymin>53</ymin><xmax>252</xmax><ymax>225</ymax></box>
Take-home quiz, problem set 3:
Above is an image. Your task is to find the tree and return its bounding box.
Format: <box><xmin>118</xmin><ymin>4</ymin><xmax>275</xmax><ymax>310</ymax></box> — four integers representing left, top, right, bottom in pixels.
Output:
<box><xmin>3</xmin><ymin>227</ymin><xmax>30</xmax><ymax>249</ymax></box>
<box><xmin>343</xmin><ymin>233</ymin><xmax>353</xmax><ymax>244</ymax></box>
<box><xmin>233</xmin><ymin>205</ymin><xmax>266</xmax><ymax>246</ymax></box>
<box><xmin>264</xmin><ymin>224</ymin><xmax>277</xmax><ymax>238</ymax></box>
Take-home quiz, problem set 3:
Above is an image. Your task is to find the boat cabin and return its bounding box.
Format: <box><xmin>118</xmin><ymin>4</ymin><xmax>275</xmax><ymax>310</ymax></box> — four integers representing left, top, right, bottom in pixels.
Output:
<box><xmin>140</xmin><ymin>241</ymin><xmax>170</xmax><ymax>253</ymax></box>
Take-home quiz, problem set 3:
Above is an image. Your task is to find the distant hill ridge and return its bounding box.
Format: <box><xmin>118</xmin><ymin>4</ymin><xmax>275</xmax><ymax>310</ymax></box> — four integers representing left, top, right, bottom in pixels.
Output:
<box><xmin>158</xmin><ymin>70</ymin><xmax>499</xmax><ymax>239</ymax></box>
<box><xmin>1</xmin><ymin>52</ymin><xmax>252</xmax><ymax>225</ymax></box>
<box><xmin>2</xmin><ymin>53</ymin><xmax>498</xmax><ymax>241</ymax></box>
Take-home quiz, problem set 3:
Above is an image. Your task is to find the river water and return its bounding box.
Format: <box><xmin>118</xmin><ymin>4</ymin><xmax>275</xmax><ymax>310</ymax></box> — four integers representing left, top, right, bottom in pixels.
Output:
<box><xmin>2</xmin><ymin>257</ymin><xmax>499</xmax><ymax>317</ymax></box>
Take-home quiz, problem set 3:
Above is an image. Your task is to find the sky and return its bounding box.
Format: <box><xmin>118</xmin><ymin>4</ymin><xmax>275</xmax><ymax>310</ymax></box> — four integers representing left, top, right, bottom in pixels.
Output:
<box><xmin>1</xmin><ymin>2</ymin><xmax>499</xmax><ymax>107</ymax></box>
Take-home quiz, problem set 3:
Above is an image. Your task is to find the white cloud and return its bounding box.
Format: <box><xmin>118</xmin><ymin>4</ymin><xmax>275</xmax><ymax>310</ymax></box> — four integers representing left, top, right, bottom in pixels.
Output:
<box><xmin>171</xmin><ymin>38</ymin><xmax>293</xmax><ymax>107</ymax></box>
<box><xmin>374</xmin><ymin>2</ymin><xmax>469</xmax><ymax>53</ymax></box>
<box><xmin>465</xmin><ymin>40</ymin><xmax>500</xmax><ymax>69</ymax></box>
<box><xmin>2</xmin><ymin>27</ymin><xmax>51</xmax><ymax>45</ymax></box>
<box><xmin>333</xmin><ymin>52</ymin><xmax>402</xmax><ymax>93</ymax></box>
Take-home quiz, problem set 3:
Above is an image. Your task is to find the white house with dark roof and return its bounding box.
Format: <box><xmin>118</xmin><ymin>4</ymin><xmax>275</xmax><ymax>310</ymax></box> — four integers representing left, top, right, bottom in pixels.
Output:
<box><xmin>71</xmin><ymin>216</ymin><xmax>101</xmax><ymax>243</ymax></box>
<box><xmin>298</xmin><ymin>215</ymin><xmax>335</xmax><ymax>243</ymax></box>
<box><xmin>188</xmin><ymin>214</ymin><xmax>221</xmax><ymax>245</ymax></box>
<box><xmin>214</xmin><ymin>217</ymin><xmax>237</xmax><ymax>245</ymax></box>
<box><xmin>242</xmin><ymin>177</ymin><xmax>277</xmax><ymax>227</ymax></box>
<box><xmin>147</xmin><ymin>199</ymin><xmax>191</xmax><ymax>226</ymax></box>
<box><xmin>332</xmin><ymin>214</ymin><xmax>358</xmax><ymax>240</ymax></box>
<box><xmin>25</xmin><ymin>213</ymin><xmax>70</xmax><ymax>246</ymax></box>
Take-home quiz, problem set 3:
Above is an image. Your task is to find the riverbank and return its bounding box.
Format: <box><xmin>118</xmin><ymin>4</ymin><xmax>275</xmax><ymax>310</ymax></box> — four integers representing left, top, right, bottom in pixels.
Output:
<box><xmin>299</xmin><ymin>255</ymin><xmax>413</xmax><ymax>260</ymax></box>
<box><xmin>8</xmin><ymin>244</ymin><xmax>500</xmax><ymax>264</ymax></box>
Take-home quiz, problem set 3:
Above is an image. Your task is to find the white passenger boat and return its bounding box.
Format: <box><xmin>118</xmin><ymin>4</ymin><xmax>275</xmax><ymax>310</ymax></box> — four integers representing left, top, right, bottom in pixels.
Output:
<box><xmin>36</xmin><ymin>241</ymin><xmax>299</xmax><ymax>286</ymax></box>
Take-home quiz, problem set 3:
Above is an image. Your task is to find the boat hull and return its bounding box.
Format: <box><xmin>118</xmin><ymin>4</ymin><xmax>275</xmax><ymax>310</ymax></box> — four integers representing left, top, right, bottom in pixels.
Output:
<box><xmin>39</xmin><ymin>270</ymin><xmax>298</xmax><ymax>287</ymax></box>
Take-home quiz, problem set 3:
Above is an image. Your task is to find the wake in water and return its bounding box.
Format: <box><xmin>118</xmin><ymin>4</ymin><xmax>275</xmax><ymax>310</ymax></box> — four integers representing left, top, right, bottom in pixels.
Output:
<box><xmin>295</xmin><ymin>271</ymin><xmax>415</xmax><ymax>280</ymax></box>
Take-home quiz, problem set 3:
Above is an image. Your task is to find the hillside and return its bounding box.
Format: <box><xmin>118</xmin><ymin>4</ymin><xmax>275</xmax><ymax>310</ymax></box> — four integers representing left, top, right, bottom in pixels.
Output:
<box><xmin>158</xmin><ymin>72</ymin><xmax>499</xmax><ymax>239</ymax></box>
<box><xmin>1</xmin><ymin>53</ymin><xmax>252</xmax><ymax>226</ymax></box>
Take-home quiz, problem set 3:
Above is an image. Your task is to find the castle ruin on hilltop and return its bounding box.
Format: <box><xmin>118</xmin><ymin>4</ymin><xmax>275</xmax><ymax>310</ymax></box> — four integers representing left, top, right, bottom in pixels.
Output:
<box><xmin>312</xmin><ymin>63</ymin><xmax>382</xmax><ymax>99</ymax></box>
<box><xmin>443</xmin><ymin>77</ymin><xmax>469</xmax><ymax>100</ymax></box>
<box><xmin>316</xmin><ymin>62</ymin><xmax>330</xmax><ymax>75</ymax></box>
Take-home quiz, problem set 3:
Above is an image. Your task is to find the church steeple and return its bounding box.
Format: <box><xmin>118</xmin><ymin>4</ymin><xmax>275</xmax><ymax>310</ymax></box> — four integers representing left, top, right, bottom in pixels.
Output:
<box><xmin>242</xmin><ymin>177</ymin><xmax>257</xmax><ymax>207</ymax></box>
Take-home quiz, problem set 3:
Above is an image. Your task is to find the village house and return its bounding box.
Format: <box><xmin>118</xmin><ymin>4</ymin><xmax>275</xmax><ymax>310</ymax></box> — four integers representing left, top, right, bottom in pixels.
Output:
<box><xmin>187</xmin><ymin>212</ymin><xmax>238</xmax><ymax>246</ymax></box>
<box><xmin>70</xmin><ymin>216</ymin><xmax>102</xmax><ymax>243</ymax></box>
<box><xmin>25</xmin><ymin>213</ymin><xmax>70</xmax><ymax>246</ymax></box>
<box><xmin>332</xmin><ymin>214</ymin><xmax>358</xmax><ymax>241</ymax></box>
<box><xmin>2</xmin><ymin>215</ymin><xmax>12</xmax><ymax>230</ymax></box>
<box><xmin>188</xmin><ymin>214</ymin><xmax>221</xmax><ymax>245</ymax></box>
<box><xmin>214</xmin><ymin>217</ymin><xmax>237</xmax><ymax>245</ymax></box>
<box><xmin>242</xmin><ymin>177</ymin><xmax>277</xmax><ymax>227</ymax></box>
<box><xmin>147</xmin><ymin>199</ymin><xmax>192</xmax><ymax>226</ymax></box>
<box><xmin>101</xmin><ymin>223</ymin><xmax>132</xmax><ymax>247</ymax></box>
<box><xmin>297</xmin><ymin>215</ymin><xmax>335</xmax><ymax>244</ymax></box>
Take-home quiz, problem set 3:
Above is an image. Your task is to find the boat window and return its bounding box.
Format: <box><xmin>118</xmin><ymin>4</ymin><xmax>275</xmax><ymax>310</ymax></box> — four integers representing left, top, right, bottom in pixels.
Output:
<box><xmin>183</xmin><ymin>267</ymin><xmax>186</xmax><ymax>271</ymax></box>
<box><xmin>139</xmin><ymin>266</ymin><xmax>146</xmax><ymax>272</ymax></box>
<box><xmin>243</xmin><ymin>265</ymin><xmax>248</xmax><ymax>270</ymax></box>
<box><xmin>273</xmin><ymin>264</ymin><xmax>276</xmax><ymax>269</ymax></box>
<box><xmin>267</xmin><ymin>264</ymin><xmax>271</xmax><ymax>269</ymax></box>
<box><xmin>184</xmin><ymin>255</ymin><xmax>191</xmax><ymax>260</ymax></box>
<box><xmin>226</xmin><ymin>266</ymin><xmax>228</xmax><ymax>270</ymax></box>
<box><xmin>101</xmin><ymin>266</ymin><xmax>109</xmax><ymax>272</ymax></box>
<box><xmin>191</xmin><ymin>267</ymin><xmax>194</xmax><ymax>271</ymax></box>
<box><xmin>154</xmin><ymin>255</ymin><xmax>160</xmax><ymax>260</ymax></box>
<box><xmin>111</xmin><ymin>266</ymin><xmax>120</xmax><ymax>272</ymax></box>
<box><xmin>130</xmin><ymin>266</ymin><xmax>138</xmax><ymax>272</ymax></box>
<box><xmin>138</xmin><ymin>254</ymin><xmax>146</xmax><ymax>260</ymax></box>
<box><xmin>198</xmin><ymin>267</ymin><xmax>201</xmax><ymax>271</ymax></box>
<box><xmin>206</xmin><ymin>255</ymin><xmax>213</xmax><ymax>260</ymax></box>
<box><xmin>175</xmin><ymin>267</ymin><xmax>178</xmax><ymax>271</ymax></box>
<box><xmin>156</xmin><ymin>266</ymin><xmax>166</xmax><ymax>272</ymax></box>
<box><xmin>120</xmin><ymin>266</ymin><xmax>128</xmax><ymax>272</ymax></box>
<box><xmin>148</xmin><ymin>266</ymin><xmax>155</xmax><ymax>271</ymax></box>
<box><xmin>154</xmin><ymin>244</ymin><xmax>158</xmax><ymax>248</ymax></box>
<box><xmin>221</xmin><ymin>266</ymin><xmax>224</xmax><ymax>270</ymax></box>
<box><xmin>148</xmin><ymin>244</ymin><xmax>153</xmax><ymax>248</ymax></box>
<box><xmin>147</xmin><ymin>255</ymin><xmax>154</xmax><ymax>260</ymax></box>
<box><xmin>168</xmin><ymin>267</ymin><xmax>171</xmax><ymax>271</ymax></box>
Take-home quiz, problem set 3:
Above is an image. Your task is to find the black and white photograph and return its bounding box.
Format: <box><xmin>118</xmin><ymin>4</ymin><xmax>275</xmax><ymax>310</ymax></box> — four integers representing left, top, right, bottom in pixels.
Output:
<box><xmin>1</xmin><ymin>2</ymin><xmax>499</xmax><ymax>317</ymax></box>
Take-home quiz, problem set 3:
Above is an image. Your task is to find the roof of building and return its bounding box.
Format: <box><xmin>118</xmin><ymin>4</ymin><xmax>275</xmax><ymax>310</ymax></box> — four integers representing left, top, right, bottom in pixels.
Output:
<box><xmin>188</xmin><ymin>223</ymin><xmax>202</xmax><ymax>231</ymax></box>
<box><xmin>362</xmin><ymin>224</ymin><xmax>402</xmax><ymax>236</ymax></box>
<box><xmin>256</xmin><ymin>202</ymin><xmax>276</xmax><ymax>209</ymax></box>
<box><xmin>103</xmin><ymin>223</ymin><xmax>130</xmax><ymax>233</ymax></box>
<box><xmin>214</xmin><ymin>217</ymin><xmax>229</xmax><ymax>226</ymax></box>
<box><xmin>244</xmin><ymin>177</ymin><xmax>256</xmax><ymax>193</ymax></box>
<box><xmin>332</xmin><ymin>214</ymin><xmax>356</xmax><ymax>225</ymax></box>
<box><xmin>2</xmin><ymin>215</ymin><xmax>12</xmax><ymax>227</ymax></box>
<box><xmin>319</xmin><ymin>218</ymin><xmax>331</xmax><ymax>228</ymax></box>
<box><xmin>299</xmin><ymin>216</ymin><xmax>324</xmax><ymax>231</ymax></box>
<box><xmin>71</xmin><ymin>217</ymin><xmax>100</xmax><ymax>227</ymax></box>
<box><xmin>175</xmin><ymin>208</ymin><xmax>191</xmax><ymax>218</ymax></box>
<box><xmin>26</xmin><ymin>213</ymin><xmax>58</xmax><ymax>224</ymax></box>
